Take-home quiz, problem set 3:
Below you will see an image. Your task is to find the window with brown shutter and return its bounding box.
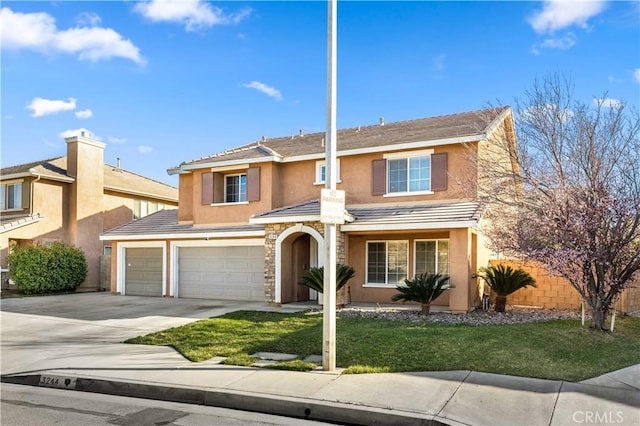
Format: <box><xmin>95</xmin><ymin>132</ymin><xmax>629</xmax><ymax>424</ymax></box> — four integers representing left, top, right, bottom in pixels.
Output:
<box><xmin>201</xmin><ymin>172</ymin><xmax>213</xmax><ymax>205</ymax></box>
<box><xmin>431</xmin><ymin>153</ymin><xmax>448</xmax><ymax>191</ymax></box>
<box><xmin>247</xmin><ymin>167</ymin><xmax>260</xmax><ymax>201</ymax></box>
<box><xmin>372</xmin><ymin>159</ymin><xmax>386</xmax><ymax>195</ymax></box>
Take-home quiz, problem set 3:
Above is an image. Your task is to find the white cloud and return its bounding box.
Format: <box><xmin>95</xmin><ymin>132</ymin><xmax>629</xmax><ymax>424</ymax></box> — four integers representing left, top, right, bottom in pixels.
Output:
<box><xmin>138</xmin><ymin>145</ymin><xmax>153</xmax><ymax>154</ymax></box>
<box><xmin>0</xmin><ymin>7</ymin><xmax>144</xmax><ymax>64</ymax></box>
<box><xmin>528</xmin><ymin>0</ymin><xmax>606</xmax><ymax>34</ymax></box>
<box><xmin>133</xmin><ymin>0</ymin><xmax>252</xmax><ymax>32</ymax></box>
<box><xmin>75</xmin><ymin>12</ymin><xmax>101</xmax><ymax>27</ymax></box>
<box><xmin>432</xmin><ymin>54</ymin><xmax>446</xmax><ymax>72</ymax></box>
<box><xmin>108</xmin><ymin>136</ymin><xmax>127</xmax><ymax>144</ymax></box>
<box><xmin>75</xmin><ymin>109</ymin><xmax>93</xmax><ymax>119</ymax></box>
<box><xmin>594</xmin><ymin>97</ymin><xmax>621</xmax><ymax>108</ymax></box>
<box><xmin>59</xmin><ymin>128</ymin><xmax>92</xmax><ymax>139</ymax></box>
<box><xmin>27</xmin><ymin>97</ymin><xmax>76</xmax><ymax>117</ymax></box>
<box><xmin>242</xmin><ymin>81</ymin><xmax>283</xmax><ymax>101</ymax></box>
<box><xmin>634</xmin><ymin>69</ymin><xmax>640</xmax><ymax>84</ymax></box>
<box><xmin>540</xmin><ymin>33</ymin><xmax>577</xmax><ymax>50</ymax></box>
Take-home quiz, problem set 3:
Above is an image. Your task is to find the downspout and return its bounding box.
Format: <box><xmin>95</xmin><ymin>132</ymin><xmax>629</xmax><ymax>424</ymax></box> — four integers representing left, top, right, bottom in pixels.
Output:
<box><xmin>28</xmin><ymin>168</ymin><xmax>41</xmax><ymax>218</ymax></box>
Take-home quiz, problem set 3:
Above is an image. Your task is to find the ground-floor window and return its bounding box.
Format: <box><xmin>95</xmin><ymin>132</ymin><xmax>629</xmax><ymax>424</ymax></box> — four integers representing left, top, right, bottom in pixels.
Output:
<box><xmin>415</xmin><ymin>239</ymin><xmax>449</xmax><ymax>275</ymax></box>
<box><xmin>366</xmin><ymin>241</ymin><xmax>408</xmax><ymax>286</ymax></box>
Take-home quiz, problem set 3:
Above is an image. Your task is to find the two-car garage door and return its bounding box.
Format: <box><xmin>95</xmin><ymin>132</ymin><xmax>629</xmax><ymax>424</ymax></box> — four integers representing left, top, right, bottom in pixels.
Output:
<box><xmin>123</xmin><ymin>245</ymin><xmax>265</xmax><ymax>301</ymax></box>
<box><xmin>177</xmin><ymin>246</ymin><xmax>264</xmax><ymax>301</ymax></box>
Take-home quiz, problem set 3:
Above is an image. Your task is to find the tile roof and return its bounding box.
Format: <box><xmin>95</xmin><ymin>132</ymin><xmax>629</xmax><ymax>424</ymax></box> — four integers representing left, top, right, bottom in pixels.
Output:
<box><xmin>251</xmin><ymin>199</ymin><xmax>481</xmax><ymax>230</ymax></box>
<box><xmin>1</xmin><ymin>156</ymin><xmax>177</xmax><ymax>201</ymax></box>
<box><xmin>0</xmin><ymin>213</ymin><xmax>43</xmax><ymax>234</ymax></box>
<box><xmin>101</xmin><ymin>209</ymin><xmax>264</xmax><ymax>240</ymax></box>
<box><xmin>171</xmin><ymin>106</ymin><xmax>510</xmax><ymax>171</ymax></box>
<box><xmin>345</xmin><ymin>202</ymin><xmax>482</xmax><ymax>229</ymax></box>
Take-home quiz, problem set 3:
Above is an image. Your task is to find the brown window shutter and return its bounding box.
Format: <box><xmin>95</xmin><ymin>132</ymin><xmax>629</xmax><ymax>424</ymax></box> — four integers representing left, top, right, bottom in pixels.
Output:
<box><xmin>431</xmin><ymin>153</ymin><xmax>448</xmax><ymax>191</ymax></box>
<box><xmin>247</xmin><ymin>167</ymin><xmax>260</xmax><ymax>202</ymax></box>
<box><xmin>201</xmin><ymin>172</ymin><xmax>213</xmax><ymax>204</ymax></box>
<box><xmin>372</xmin><ymin>159</ymin><xmax>386</xmax><ymax>195</ymax></box>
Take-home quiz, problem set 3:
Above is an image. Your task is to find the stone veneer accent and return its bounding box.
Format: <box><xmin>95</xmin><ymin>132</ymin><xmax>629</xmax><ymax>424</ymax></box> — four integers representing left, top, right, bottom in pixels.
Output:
<box><xmin>264</xmin><ymin>221</ymin><xmax>345</xmax><ymax>304</ymax></box>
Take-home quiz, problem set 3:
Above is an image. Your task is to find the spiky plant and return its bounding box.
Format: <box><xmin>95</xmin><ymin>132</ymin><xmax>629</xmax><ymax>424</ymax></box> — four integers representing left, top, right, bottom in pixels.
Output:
<box><xmin>391</xmin><ymin>273</ymin><xmax>452</xmax><ymax>315</ymax></box>
<box><xmin>478</xmin><ymin>264</ymin><xmax>537</xmax><ymax>312</ymax></box>
<box><xmin>299</xmin><ymin>264</ymin><xmax>356</xmax><ymax>294</ymax></box>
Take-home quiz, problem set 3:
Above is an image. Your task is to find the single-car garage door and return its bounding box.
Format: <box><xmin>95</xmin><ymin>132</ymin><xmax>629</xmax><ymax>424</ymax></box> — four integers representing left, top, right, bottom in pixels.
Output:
<box><xmin>125</xmin><ymin>247</ymin><xmax>163</xmax><ymax>296</ymax></box>
<box><xmin>178</xmin><ymin>246</ymin><xmax>264</xmax><ymax>300</ymax></box>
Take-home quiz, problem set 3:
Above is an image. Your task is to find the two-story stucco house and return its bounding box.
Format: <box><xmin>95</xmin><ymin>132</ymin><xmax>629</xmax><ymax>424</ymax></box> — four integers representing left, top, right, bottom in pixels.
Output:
<box><xmin>1</xmin><ymin>132</ymin><xmax>178</xmax><ymax>290</ymax></box>
<box><xmin>101</xmin><ymin>107</ymin><xmax>516</xmax><ymax>312</ymax></box>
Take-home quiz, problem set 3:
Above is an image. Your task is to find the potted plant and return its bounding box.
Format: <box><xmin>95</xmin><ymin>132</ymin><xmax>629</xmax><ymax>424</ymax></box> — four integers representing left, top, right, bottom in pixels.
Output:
<box><xmin>391</xmin><ymin>273</ymin><xmax>452</xmax><ymax>315</ymax></box>
<box><xmin>299</xmin><ymin>264</ymin><xmax>355</xmax><ymax>306</ymax></box>
<box><xmin>477</xmin><ymin>264</ymin><xmax>537</xmax><ymax>312</ymax></box>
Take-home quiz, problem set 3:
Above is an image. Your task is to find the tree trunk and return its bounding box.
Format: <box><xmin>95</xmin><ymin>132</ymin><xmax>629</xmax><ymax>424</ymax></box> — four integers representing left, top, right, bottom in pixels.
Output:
<box><xmin>590</xmin><ymin>304</ymin><xmax>608</xmax><ymax>331</ymax></box>
<box><xmin>421</xmin><ymin>303</ymin><xmax>431</xmax><ymax>315</ymax></box>
<box><xmin>494</xmin><ymin>296</ymin><xmax>507</xmax><ymax>313</ymax></box>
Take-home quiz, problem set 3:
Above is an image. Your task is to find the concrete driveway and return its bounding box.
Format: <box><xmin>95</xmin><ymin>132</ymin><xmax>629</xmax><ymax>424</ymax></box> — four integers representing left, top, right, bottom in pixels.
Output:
<box><xmin>0</xmin><ymin>293</ymin><xmax>285</xmax><ymax>376</ymax></box>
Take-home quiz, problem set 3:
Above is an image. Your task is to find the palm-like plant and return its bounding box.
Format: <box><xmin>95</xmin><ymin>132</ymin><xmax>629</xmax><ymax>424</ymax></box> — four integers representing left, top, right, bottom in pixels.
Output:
<box><xmin>478</xmin><ymin>264</ymin><xmax>537</xmax><ymax>312</ymax></box>
<box><xmin>299</xmin><ymin>264</ymin><xmax>356</xmax><ymax>294</ymax></box>
<box><xmin>391</xmin><ymin>273</ymin><xmax>452</xmax><ymax>315</ymax></box>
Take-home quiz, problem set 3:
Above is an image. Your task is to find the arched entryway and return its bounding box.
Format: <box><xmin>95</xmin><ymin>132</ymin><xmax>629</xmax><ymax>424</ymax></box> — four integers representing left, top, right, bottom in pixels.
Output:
<box><xmin>275</xmin><ymin>224</ymin><xmax>324</xmax><ymax>304</ymax></box>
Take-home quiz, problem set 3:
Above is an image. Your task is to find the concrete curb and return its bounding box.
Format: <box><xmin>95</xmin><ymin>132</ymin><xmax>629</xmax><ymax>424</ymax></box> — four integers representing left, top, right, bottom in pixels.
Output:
<box><xmin>1</xmin><ymin>374</ymin><xmax>449</xmax><ymax>426</ymax></box>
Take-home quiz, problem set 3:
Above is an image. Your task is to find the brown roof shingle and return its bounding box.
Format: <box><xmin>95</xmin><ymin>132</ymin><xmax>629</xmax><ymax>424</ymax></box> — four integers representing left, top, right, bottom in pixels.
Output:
<box><xmin>1</xmin><ymin>157</ymin><xmax>177</xmax><ymax>201</ymax></box>
<box><xmin>172</xmin><ymin>106</ymin><xmax>510</xmax><ymax>171</ymax></box>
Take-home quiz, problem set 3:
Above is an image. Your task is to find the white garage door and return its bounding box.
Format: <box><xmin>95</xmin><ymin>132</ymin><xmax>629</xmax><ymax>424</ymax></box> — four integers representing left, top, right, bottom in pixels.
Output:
<box><xmin>178</xmin><ymin>246</ymin><xmax>264</xmax><ymax>301</ymax></box>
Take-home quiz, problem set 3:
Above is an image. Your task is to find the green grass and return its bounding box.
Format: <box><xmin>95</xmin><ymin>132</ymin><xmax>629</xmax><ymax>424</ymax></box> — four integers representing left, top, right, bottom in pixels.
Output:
<box><xmin>125</xmin><ymin>310</ymin><xmax>640</xmax><ymax>382</ymax></box>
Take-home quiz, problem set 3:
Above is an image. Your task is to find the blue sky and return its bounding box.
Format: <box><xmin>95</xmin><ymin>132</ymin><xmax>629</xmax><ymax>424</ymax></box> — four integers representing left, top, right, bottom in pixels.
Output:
<box><xmin>1</xmin><ymin>1</ymin><xmax>638</xmax><ymax>186</ymax></box>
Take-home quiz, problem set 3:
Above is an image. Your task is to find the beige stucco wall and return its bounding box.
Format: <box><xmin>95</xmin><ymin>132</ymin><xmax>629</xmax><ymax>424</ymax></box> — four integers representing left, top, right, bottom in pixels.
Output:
<box><xmin>343</xmin><ymin>230</ymin><xmax>474</xmax><ymax>308</ymax></box>
<box><xmin>186</xmin><ymin>144</ymin><xmax>479</xmax><ymax>226</ymax></box>
<box><xmin>0</xmin><ymin>179</ymin><xmax>68</xmax><ymax>268</ymax></box>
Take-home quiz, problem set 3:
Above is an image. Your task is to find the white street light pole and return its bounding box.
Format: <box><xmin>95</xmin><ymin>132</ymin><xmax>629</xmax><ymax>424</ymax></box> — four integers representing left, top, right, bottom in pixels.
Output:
<box><xmin>322</xmin><ymin>0</ymin><xmax>338</xmax><ymax>371</ymax></box>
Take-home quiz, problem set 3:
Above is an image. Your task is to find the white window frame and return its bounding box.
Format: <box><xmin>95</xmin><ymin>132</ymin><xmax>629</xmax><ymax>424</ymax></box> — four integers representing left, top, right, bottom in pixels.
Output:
<box><xmin>414</xmin><ymin>239</ymin><xmax>450</xmax><ymax>277</ymax></box>
<box><xmin>364</xmin><ymin>240</ymin><xmax>409</xmax><ymax>288</ymax></box>
<box><xmin>224</xmin><ymin>173</ymin><xmax>247</xmax><ymax>203</ymax></box>
<box><xmin>383</xmin><ymin>149</ymin><xmax>434</xmax><ymax>197</ymax></box>
<box><xmin>1</xmin><ymin>182</ymin><xmax>23</xmax><ymax>211</ymax></box>
<box><xmin>314</xmin><ymin>159</ymin><xmax>341</xmax><ymax>185</ymax></box>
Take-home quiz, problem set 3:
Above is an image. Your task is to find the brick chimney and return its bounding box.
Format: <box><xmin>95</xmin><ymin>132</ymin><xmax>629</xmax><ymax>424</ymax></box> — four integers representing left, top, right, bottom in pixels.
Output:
<box><xmin>65</xmin><ymin>130</ymin><xmax>105</xmax><ymax>289</ymax></box>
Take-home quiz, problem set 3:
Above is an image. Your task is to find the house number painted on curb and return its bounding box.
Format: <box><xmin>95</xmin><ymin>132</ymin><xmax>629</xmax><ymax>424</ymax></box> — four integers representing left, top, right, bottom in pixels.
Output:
<box><xmin>39</xmin><ymin>375</ymin><xmax>77</xmax><ymax>389</ymax></box>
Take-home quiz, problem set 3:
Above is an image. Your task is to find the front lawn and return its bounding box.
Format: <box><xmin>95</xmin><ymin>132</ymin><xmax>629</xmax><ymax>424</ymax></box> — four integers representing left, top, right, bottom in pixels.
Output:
<box><xmin>125</xmin><ymin>310</ymin><xmax>640</xmax><ymax>382</ymax></box>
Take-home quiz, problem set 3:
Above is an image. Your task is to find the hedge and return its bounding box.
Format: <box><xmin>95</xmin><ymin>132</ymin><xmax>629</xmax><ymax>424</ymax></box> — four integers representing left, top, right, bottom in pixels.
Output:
<box><xmin>8</xmin><ymin>243</ymin><xmax>87</xmax><ymax>294</ymax></box>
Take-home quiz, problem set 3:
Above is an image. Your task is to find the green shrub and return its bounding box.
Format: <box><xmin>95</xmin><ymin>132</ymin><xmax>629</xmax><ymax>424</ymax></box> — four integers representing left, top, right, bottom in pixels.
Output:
<box><xmin>477</xmin><ymin>264</ymin><xmax>537</xmax><ymax>312</ymax></box>
<box><xmin>8</xmin><ymin>243</ymin><xmax>87</xmax><ymax>294</ymax></box>
<box><xmin>298</xmin><ymin>264</ymin><xmax>356</xmax><ymax>293</ymax></box>
<box><xmin>392</xmin><ymin>273</ymin><xmax>453</xmax><ymax>315</ymax></box>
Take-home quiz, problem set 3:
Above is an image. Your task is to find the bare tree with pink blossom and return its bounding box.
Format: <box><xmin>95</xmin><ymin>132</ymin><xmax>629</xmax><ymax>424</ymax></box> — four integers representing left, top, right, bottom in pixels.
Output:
<box><xmin>476</xmin><ymin>74</ymin><xmax>640</xmax><ymax>331</ymax></box>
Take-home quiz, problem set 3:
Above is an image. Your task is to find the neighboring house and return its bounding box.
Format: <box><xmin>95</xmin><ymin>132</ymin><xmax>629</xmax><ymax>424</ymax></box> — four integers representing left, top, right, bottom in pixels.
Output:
<box><xmin>102</xmin><ymin>107</ymin><xmax>515</xmax><ymax>312</ymax></box>
<box><xmin>1</xmin><ymin>132</ymin><xmax>178</xmax><ymax>290</ymax></box>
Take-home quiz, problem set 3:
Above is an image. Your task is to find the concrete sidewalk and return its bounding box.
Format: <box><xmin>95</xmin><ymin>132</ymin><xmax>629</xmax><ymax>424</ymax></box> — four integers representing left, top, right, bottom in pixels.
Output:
<box><xmin>2</xmin><ymin>351</ymin><xmax>639</xmax><ymax>425</ymax></box>
<box><xmin>1</xmin><ymin>294</ymin><xmax>639</xmax><ymax>425</ymax></box>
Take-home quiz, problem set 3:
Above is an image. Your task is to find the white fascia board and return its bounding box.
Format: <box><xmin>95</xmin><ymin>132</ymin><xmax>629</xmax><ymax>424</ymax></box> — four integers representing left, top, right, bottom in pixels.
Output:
<box><xmin>250</xmin><ymin>215</ymin><xmax>320</xmax><ymax>224</ymax></box>
<box><xmin>1</xmin><ymin>171</ymin><xmax>75</xmax><ymax>183</ymax></box>
<box><xmin>0</xmin><ymin>216</ymin><xmax>43</xmax><ymax>234</ymax></box>
<box><xmin>171</xmin><ymin>238</ymin><xmax>264</xmax><ymax>248</ymax></box>
<box><xmin>103</xmin><ymin>185</ymin><xmax>178</xmax><ymax>203</ymax></box>
<box><xmin>176</xmin><ymin>156</ymin><xmax>281</xmax><ymax>172</ymax></box>
<box><xmin>340</xmin><ymin>220</ymin><xmax>478</xmax><ymax>232</ymax></box>
<box><xmin>282</xmin><ymin>135</ymin><xmax>484</xmax><ymax>163</ymax></box>
<box><xmin>0</xmin><ymin>172</ymin><xmax>33</xmax><ymax>181</ymax></box>
<box><xmin>100</xmin><ymin>230</ymin><xmax>265</xmax><ymax>241</ymax></box>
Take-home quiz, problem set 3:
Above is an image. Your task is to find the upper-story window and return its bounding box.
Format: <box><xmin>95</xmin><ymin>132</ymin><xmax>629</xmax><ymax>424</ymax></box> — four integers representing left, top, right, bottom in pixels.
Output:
<box><xmin>388</xmin><ymin>155</ymin><xmax>430</xmax><ymax>193</ymax></box>
<box><xmin>372</xmin><ymin>150</ymin><xmax>448</xmax><ymax>197</ymax></box>
<box><xmin>315</xmin><ymin>160</ymin><xmax>341</xmax><ymax>185</ymax></box>
<box><xmin>0</xmin><ymin>182</ymin><xmax>23</xmax><ymax>211</ymax></box>
<box><xmin>201</xmin><ymin>167</ymin><xmax>260</xmax><ymax>206</ymax></box>
<box><xmin>225</xmin><ymin>174</ymin><xmax>247</xmax><ymax>203</ymax></box>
